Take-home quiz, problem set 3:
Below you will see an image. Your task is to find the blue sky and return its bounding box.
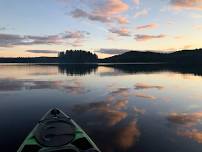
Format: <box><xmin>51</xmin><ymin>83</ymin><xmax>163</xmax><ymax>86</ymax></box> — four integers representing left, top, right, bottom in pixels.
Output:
<box><xmin>0</xmin><ymin>0</ymin><xmax>202</xmax><ymax>58</ymax></box>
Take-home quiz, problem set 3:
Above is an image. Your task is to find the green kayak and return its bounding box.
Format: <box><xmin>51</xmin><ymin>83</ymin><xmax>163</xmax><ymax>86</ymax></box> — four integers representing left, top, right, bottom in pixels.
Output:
<box><xmin>17</xmin><ymin>108</ymin><xmax>101</xmax><ymax>152</ymax></box>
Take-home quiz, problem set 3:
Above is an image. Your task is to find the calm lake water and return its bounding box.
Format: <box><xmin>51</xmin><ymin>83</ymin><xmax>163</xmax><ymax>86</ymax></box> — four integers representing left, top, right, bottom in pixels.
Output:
<box><xmin>1</xmin><ymin>64</ymin><xmax>202</xmax><ymax>152</ymax></box>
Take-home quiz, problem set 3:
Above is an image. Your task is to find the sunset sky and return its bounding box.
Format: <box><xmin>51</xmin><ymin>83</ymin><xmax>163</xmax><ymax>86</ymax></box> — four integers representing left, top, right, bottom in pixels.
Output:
<box><xmin>0</xmin><ymin>0</ymin><xmax>202</xmax><ymax>58</ymax></box>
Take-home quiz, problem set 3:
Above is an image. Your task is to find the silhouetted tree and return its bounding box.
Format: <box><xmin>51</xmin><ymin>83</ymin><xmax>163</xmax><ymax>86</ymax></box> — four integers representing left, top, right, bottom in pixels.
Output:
<box><xmin>58</xmin><ymin>50</ymin><xmax>98</xmax><ymax>63</ymax></box>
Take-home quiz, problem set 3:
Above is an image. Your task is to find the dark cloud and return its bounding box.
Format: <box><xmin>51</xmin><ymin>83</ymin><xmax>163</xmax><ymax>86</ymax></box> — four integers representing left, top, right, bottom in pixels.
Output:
<box><xmin>134</xmin><ymin>34</ymin><xmax>166</xmax><ymax>41</ymax></box>
<box><xmin>0</xmin><ymin>78</ymin><xmax>87</xmax><ymax>95</ymax></box>
<box><xmin>96</xmin><ymin>48</ymin><xmax>131</xmax><ymax>54</ymax></box>
<box><xmin>26</xmin><ymin>50</ymin><xmax>59</xmax><ymax>54</ymax></box>
<box><xmin>0</xmin><ymin>78</ymin><xmax>60</xmax><ymax>91</ymax></box>
<box><xmin>71</xmin><ymin>8</ymin><xmax>111</xmax><ymax>23</ymax></box>
<box><xmin>0</xmin><ymin>31</ymin><xmax>89</xmax><ymax>47</ymax></box>
<box><xmin>109</xmin><ymin>88</ymin><xmax>130</xmax><ymax>97</ymax></box>
<box><xmin>109</xmin><ymin>27</ymin><xmax>130</xmax><ymax>36</ymax></box>
<box><xmin>134</xmin><ymin>83</ymin><xmax>164</xmax><ymax>90</ymax></box>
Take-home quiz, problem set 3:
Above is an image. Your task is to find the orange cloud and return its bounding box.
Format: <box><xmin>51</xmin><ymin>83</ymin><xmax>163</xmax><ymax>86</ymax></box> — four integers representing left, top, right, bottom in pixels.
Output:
<box><xmin>134</xmin><ymin>34</ymin><xmax>166</xmax><ymax>41</ymax></box>
<box><xmin>134</xmin><ymin>93</ymin><xmax>156</xmax><ymax>100</ymax></box>
<box><xmin>96</xmin><ymin>0</ymin><xmax>128</xmax><ymax>15</ymax></box>
<box><xmin>170</xmin><ymin>0</ymin><xmax>202</xmax><ymax>10</ymax></box>
<box><xmin>70</xmin><ymin>0</ymin><xmax>128</xmax><ymax>25</ymax></box>
<box><xmin>73</xmin><ymin>93</ymin><xmax>129</xmax><ymax>126</ymax></box>
<box><xmin>136</xmin><ymin>23</ymin><xmax>158</xmax><ymax>30</ymax></box>
<box><xmin>71</xmin><ymin>8</ymin><xmax>128</xmax><ymax>24</ymax></box>
<box><xmin>113</xmin><ymin>99</ymin><xmax>128</xmax><ymax>110</ymax></box>
<box><xmin>182</xmin><ymin>45</ymin><xmax>193</xmax><ymax>49</ymax></box>
<box><xmin>73</xmin><ymin>100</ymin><xmax>128</xmax><ymax>126</ymax></box>
<box><xmin>115</xmin><ymin>120</ymin><xmax>140</xmax><ymax>149</ymax></box>
<box><xmin>177</xmin><ymin>129</ymin><xmax>202</xmax><ymax>143</ymax></box>
<box><xmin>100</xmin><ymin>108</ymin><xmax>128</xmax><ymax>126</ymax></box>
<box><xmin>167</xmin><ymin>112</ymin><xmax>202</xmax><ymax>126</ymax></box>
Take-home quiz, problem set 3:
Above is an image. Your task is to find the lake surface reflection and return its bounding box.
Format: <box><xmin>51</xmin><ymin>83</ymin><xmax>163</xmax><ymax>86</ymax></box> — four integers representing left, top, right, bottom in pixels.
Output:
<box><xmin>1</xmin><ymin>64</ymin><xmax>202</xmax><ymax>152</ymax></box>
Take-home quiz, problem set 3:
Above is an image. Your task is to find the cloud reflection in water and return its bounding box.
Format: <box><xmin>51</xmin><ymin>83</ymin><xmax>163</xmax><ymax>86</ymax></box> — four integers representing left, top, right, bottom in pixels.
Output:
<box><xmin>134</xmin><ymin>83</ymin><xmax>164</xmax><ymax>90</ymax></box>
<box><xmin>167</xmin><ymin>112</ymin><xmax>202</xmax><ymax>126</ymax></box>
<box><xmin>72</xmin><ymin>87</ymin><xmax>144</xmax><ymax>151</ymax></box>
<box><xmin>167</xmin><ymin>112</ymin><xmax>202</xmax><ymax>144</ymax></box>
<box><xmin>177</xmin><ymin>129</ymin><xmax>202</xmax><ymax>144</ymax></box>
<box><xmin>0</xmin><ymin>78</ymin><xmax>87</xmax><ymax>95</ymax></box>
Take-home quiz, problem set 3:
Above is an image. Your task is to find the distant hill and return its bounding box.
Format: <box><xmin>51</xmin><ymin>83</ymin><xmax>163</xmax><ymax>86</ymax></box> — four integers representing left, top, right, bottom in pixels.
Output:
<box><xmin>100</xmin><ymin>48</ymin><xmax>202</xmax><ymax>64</ymax></box>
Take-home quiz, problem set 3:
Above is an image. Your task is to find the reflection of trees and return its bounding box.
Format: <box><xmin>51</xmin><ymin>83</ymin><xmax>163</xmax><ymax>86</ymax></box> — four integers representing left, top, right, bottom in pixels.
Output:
<box><xmin>58</xmin><ymin>64</ymin><xmax>98</xmax><ymax>76</ymax></box>
<box><xmin>101</xmin><ymin>64</ymin><xmax>202</xmax><ymax>76</ymax></box>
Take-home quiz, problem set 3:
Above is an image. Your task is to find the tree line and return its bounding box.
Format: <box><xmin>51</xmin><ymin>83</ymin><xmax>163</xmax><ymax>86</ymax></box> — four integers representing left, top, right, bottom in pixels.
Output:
<box><xmin>58</xmin><ymin>50</ymin><xmax>98</xmax><ymax>63</ymax></box>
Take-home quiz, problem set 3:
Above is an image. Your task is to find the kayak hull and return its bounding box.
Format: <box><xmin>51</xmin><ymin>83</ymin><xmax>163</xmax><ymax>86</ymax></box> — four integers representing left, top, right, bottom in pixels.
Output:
<box><xmin>17</xmin><ymin>108</ymin><xmax>100</xmax><ymax>152</ymax></box>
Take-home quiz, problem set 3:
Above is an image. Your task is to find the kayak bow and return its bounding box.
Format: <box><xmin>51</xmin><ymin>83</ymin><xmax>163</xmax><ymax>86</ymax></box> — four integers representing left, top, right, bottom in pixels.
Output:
<box><xmin>17</xmin><ymin>108</ymin><xmax>101</xmax><ymax>152</ymax></box>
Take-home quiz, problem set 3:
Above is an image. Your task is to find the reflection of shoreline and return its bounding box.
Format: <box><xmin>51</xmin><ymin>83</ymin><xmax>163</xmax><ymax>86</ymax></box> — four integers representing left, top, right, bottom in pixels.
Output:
<box><xmin>100</xmin><ymin>64</ymin><xmax>202</xmax><ymax>76</ymax></box>
<box><xmin>58</xmin><ymin>64</ymin><xmax>98</xmax><ymax>76</ymax></box>
<box><xmin>55</xmin><ymin>63</ymin><xmax>202</xmax><ymax>76</ymax></box>
<box><xmin>2</xmin><ymin>63</ymin><xmax>202</xmax><ymax>77</ymax></box>
<box><xmin>56</xmin><ymin>63</ymin><xmax>202</xmax><ymax>77</ymax></box>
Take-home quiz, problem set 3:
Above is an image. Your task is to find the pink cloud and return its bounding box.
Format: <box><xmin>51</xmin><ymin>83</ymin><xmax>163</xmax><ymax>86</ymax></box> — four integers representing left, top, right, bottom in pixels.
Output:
<box><xmin>133</xmin><ymin>0</ymin><xmax>140</xmax><ymax>5</ymax></box>
<box><xmin>134</xmin><ymin>93</ymin><xmax>156</xmax><ymax>100</ymax></box>
<box><xmin>136</xmin><ymin>23</ymin><xmax>158</xmax><ymax>30</ymax></box>
<box><xmin>134</xmin><ymin>34</ymin><xmax>166</xmax><ymax>41</ymax></box>
<box><xmin>71</xmin><ymin>8</ymin><xmax>128</xmax><ymax>24</ymax></box>
<box><xmin>94</xmin><ymin>0</ymin><xmax>128</xmax><ymax>15</ymax></box>
<box><xmin>70</xmin><ymin>0</ymin><xmax>128</xmax><ymax>25</ymax></box>
<box><xmin>170</xmin><ymin>0</ymin><xmax>202</xmax><ymax>10</ymax></box>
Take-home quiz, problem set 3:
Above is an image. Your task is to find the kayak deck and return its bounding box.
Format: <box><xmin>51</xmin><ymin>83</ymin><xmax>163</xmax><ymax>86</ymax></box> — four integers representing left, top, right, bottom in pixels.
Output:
<box><xmin>17</xmin><ymin>108</ymin><xmax>101</xmax><ymax>152</ymax></box>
